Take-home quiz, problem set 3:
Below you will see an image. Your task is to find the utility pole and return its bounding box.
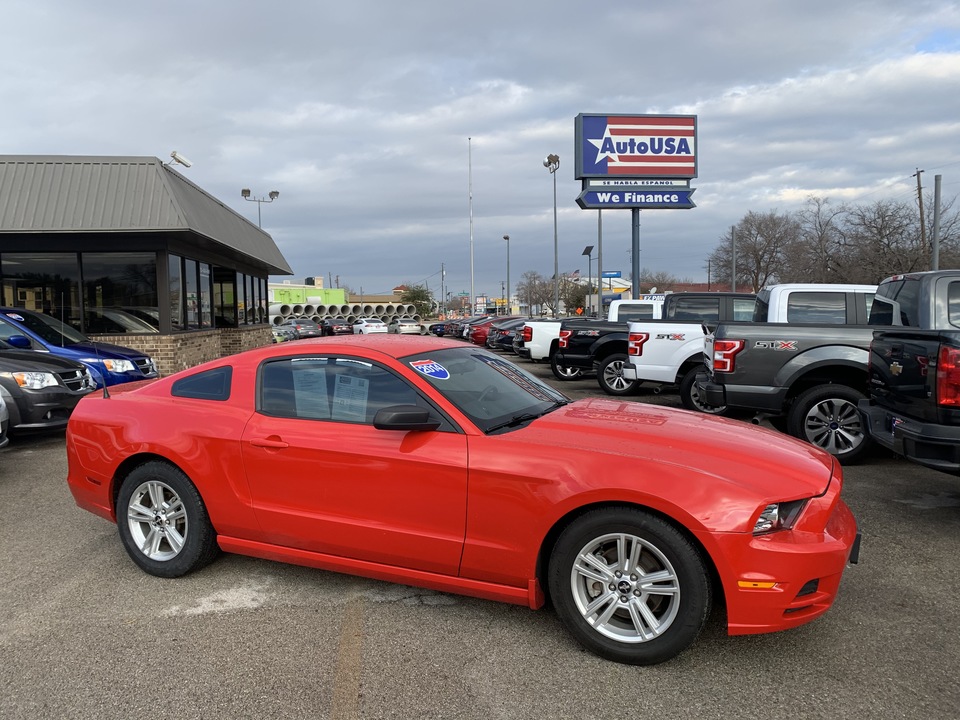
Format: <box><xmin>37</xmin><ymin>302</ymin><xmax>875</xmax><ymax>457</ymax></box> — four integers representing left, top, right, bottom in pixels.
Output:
<box><xmin>914</xmin><ymin>168</ymin><xmax>928</xmax><ymax>268</ymax></box>
<box><xmin>730</xmin><ymin>226</ymin><xmax>737</xmax><ymax>292</ymax></box>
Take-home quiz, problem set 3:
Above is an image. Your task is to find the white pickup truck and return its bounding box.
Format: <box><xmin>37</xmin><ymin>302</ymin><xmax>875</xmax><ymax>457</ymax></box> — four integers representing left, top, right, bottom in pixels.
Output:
<box><xmin>625</xmin><ymin>283</ymin><xmax>876</xmax><ymax>412</ymax></box>
<box><xmin>517</xmin><ymin>296</ymin><xmax>665</xmax><ymax>378</ymax></box>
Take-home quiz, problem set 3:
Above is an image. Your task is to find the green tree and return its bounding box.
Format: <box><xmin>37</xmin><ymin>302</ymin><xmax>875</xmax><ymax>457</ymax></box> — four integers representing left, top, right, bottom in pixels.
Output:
<box><xmin>400</xmin><ymin>283</ymin><xmax>433</xmax><ymax>318</ymax></box>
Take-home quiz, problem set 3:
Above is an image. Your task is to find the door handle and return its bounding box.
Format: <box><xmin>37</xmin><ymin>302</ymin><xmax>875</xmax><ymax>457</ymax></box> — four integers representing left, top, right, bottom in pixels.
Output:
<box><xmin>250</xmin><ymin>437</ymin><xmax>289</xmax><ymax>449</ymax></box>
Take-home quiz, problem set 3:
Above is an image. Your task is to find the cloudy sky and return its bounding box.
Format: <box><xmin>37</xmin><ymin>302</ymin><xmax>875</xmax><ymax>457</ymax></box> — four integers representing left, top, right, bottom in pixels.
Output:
<box><xmin>3</xmin><ymin>1</ymin><xmax>960</xmax><ymax>302</ymax></box>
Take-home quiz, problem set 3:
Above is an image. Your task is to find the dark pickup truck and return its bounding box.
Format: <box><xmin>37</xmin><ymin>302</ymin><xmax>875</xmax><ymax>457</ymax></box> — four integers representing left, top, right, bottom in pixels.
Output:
<box><xmin>697</xmin><ymin>283</ymin><xmax>880</xmax><ymax>463</ymax></box>
<box><xmin>554</xmin><ymin>292</ymin><xmax>753</xmax><ymax>396</ymax></box>
<box><xmin>859</xmin><ymin>270</ymin><xmax>960</xmax><ymax>475</ymax></box>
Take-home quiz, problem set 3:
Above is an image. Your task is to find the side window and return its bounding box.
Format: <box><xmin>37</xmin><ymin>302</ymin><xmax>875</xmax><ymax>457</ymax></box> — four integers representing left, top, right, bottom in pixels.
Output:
<box><xmin>948</xmin><ymin>282</ymin><xmax>960</xmax><ymax>328</ymax></box>
<box><xmin>666</xmin><ymin>297</ymin><xmax>719</xmax><ymax>322</ymax></box>
<box><xmin>732</xmin><ymin>298</ymin><xmax>756</xmax><ymax>321</ymax></box>
<box><xmin>260</xmin><ymin>357</ymin><xmax>422</xmax><ymax>424</ymax></box>
<box><xmin>786</xmin><ymin>292</ymin><xmax>845</xmax><ymax>324</ymax></box>
<box><xmin>172</xmin><ymin>366</ymin><xmax>232</xmax><ymax>401</ymax></box>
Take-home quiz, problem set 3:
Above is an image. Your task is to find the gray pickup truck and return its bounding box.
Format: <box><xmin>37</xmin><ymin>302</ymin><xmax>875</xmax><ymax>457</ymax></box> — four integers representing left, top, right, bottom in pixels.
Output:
<box><xmin>859</xmin><ymin>270</ymin><xmax>960</xmax><ymax>475</ymax></box>
<box><xmin>697</xmin><ymin>283</ymin><xmax>879</xmax><ymax>463</ymax></box>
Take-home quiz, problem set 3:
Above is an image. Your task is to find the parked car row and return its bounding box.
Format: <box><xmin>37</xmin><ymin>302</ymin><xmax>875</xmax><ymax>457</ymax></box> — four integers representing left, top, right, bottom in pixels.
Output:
<box><xmin>0</xmin><ymin>306</ymin><xmax>159</xmax><ymax>447</ymax></box>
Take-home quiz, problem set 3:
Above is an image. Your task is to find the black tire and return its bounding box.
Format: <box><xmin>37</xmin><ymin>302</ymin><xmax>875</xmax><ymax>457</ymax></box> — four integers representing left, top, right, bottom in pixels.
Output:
<box><xmin>597</xmin><ymin>353</ymin><xmax>640</xmax><ymax>396</ymax></box>
<box><xmin>679</xmin><ymin>366</ymin><xmax>729</xmax><ymax>415</ymax></box>
<box><xmin>116</xmin><ymin>461</ymin><xmax>219</xmax><ymax>578</ymax></box>
<box><xmin>550</xmin><ymin>352</ymin><xmax>584</xmax><ymax>381</ymax></box>
<box><xmin>548</xmin><ymin>507</ymin><xmax>711</xmax><ymax>665</ymax></box>
<box><xmin>787</xmin><ymin>384</ymin><xmax>871</xmax><ymax>464</ymax></box>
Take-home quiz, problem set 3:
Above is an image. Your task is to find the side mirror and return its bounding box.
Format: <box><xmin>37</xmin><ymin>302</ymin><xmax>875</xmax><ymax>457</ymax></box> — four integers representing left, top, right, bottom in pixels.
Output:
<box><xmin>6</xmin><ymin>335</ymin><xmax>31</xmax><ymax>349</ymax></box>
<box><xmin>373</xmin><ymin>405</ymin><xmax>441</xmax><ymax>431</ymax></box>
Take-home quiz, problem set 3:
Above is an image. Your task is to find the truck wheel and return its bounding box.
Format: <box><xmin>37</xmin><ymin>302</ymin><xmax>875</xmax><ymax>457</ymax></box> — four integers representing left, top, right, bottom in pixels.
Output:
<box><xmin>597</xmin><ymin>353</ymin><xmax>640</xmax><ymax>396</ymax></box>
<box><xmin>679</xmin><ymin>367</ymin><xmax>729</xmax><ymax>415</ymax></box>
<box><xmin>787</xmin><ymin>384</ymin><xmax>871</xmax><ymax>464</ymax></box>
<box><xmin>550</xmin><ymin>352</ymin><xmax>583</xmax><ymax>381</ymax></box>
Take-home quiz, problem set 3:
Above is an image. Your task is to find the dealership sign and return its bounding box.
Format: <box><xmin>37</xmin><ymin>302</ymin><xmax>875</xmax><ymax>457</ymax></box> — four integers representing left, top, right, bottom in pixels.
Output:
<box><xmin>575</xmin><ymin>114</ymin><xmax>697</xmax><ymax>180</ymax></box>
<box><xmin>576</xmin><ymin>188</ymin><xmax>696</xmax><ymax>210</ymax></box>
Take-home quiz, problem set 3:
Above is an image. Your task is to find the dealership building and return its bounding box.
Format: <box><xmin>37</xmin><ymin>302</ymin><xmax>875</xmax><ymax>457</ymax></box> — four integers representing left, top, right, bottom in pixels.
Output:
<box><xmin>0</xmin><ymin>155</ymin><xmax>293</xmax><ymax>375</ymax></box>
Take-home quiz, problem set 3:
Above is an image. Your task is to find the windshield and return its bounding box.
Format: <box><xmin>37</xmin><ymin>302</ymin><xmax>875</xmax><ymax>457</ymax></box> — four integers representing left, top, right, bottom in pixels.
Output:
<box><xmin>2</xmin><ymin>309</ymin><xmax>88</xmax><ymax>346</ymax></box>
<box><xmin>401</xmin><ymin>346</ymin><xmax>568</xmax><ymax>433</ymax></box>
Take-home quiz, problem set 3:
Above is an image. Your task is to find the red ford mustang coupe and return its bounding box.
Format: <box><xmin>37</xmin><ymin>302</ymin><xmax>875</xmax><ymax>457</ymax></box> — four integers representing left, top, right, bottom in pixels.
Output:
<box><xmin>66</xmin><ymin>335</ymin><xmax>859</xmax><ymax>665</ymax></box>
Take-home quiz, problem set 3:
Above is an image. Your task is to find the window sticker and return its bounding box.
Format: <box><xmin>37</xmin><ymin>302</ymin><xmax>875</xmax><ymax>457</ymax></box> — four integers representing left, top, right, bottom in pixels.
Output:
<box><xmin>332</xmin><ymin>374</ymin><xmax>369</xmax><ymax>421</ymax></box>
<box><xmin>292</xmin><ymin>368</ymin><xmax>330</xmax><ymax>419</ymax></box>
<box><xmin>410</xmin><ymin>359</ymin><xmax>450</xmax><ymax>380</ymax></box>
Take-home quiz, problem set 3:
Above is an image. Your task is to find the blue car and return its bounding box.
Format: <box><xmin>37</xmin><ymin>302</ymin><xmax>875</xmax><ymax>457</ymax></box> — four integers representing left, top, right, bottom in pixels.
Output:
<box><xmin>0</xmin><ymin>307</ymin><xmax>157</xmax><ymax>387</ymax></box>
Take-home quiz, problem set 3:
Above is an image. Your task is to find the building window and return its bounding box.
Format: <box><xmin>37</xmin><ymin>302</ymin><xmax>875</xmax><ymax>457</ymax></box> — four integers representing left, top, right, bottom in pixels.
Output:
<box><xmin>81</xmin><ymin>252</ymin><xmax>159</xmax><ymax>333</ymax></box>
<box><xmin>169</xmin><ymin>254</ymin><xmax>183</xmax><ymax>331</ymax></box>
<box><xmin>1</xmin><ymin>252</ymin><xmax>82</xmax><ymax>328</ymax></box>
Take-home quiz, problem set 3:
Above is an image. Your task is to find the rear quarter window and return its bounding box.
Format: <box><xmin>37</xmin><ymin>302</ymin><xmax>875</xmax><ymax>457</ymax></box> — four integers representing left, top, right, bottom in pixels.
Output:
<box><xmin>171</xmin><ymin>366</ymin><xmax>232</xmax><ymax>401</ymax></box>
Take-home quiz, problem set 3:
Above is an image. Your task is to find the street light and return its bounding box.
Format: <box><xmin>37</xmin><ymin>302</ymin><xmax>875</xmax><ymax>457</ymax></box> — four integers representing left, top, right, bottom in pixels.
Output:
<box><xmin>502</xmin><ymin>234</ymin><xmax>510</xmax><ymax>317</ymax></box>
<box><xmin>582</xmin><ymin>244</ymin><xmax>594</xmax><ymax>316</ymax></box>
<box><xmin>240</xmin><ymin>188</ymin><xmax>279</xmax><ymax>228</ymax></box>
<box><xmin>543</xmin><ymin>154</ymin><xmax>560</xmax><ymax>317</ymax></box>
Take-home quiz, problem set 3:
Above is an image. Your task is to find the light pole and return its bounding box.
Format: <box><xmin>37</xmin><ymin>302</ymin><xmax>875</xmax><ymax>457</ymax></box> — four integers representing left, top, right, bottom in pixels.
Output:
<box><xmin>543</xmin><ymin>154</ymin><xmax>560</xmax><ymax>317</ymax></box>
<box><xmin>502</xmin><ymin>234</ymin><xmax>510</xmax><ymax>317</ymax></box>
<box><xmin>582</xmin><ymin>244</ymin><xmax>594</xmax><ymax>316</ymax></box>
<box><xmin>240</xmin><ymin>188</ymin><xmax>279</xmax><ymax>228</ymax></box>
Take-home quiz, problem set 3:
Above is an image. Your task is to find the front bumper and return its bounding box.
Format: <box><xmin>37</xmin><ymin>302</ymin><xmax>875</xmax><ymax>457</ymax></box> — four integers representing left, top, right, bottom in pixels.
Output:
<box><xmin>859</xmin><ymin>400</ymin><xmax>960</xmax><ymax>474</ymax></box>
<box><xmin>705</xmin><ymin>490</ymin><xmax>859</xmax><ymax>636</ymax></box>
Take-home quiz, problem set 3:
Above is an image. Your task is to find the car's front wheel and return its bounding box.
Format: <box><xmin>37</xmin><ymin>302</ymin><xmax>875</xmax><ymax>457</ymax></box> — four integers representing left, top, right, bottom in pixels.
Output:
<box><xmin>548</xmin><ymin>507</ymin><xmax>711</xmax><ymax>665</ymax></box>
<box><xmin>116</xmin><ymin>461</ymin><xmax>219</xmax><ymax>578</ymax></box>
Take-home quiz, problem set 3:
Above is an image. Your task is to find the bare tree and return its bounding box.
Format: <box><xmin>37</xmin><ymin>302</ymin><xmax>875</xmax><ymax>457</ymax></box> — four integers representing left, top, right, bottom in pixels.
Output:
<box><xmin>784</xmin><ymin>196</ymin><xmax>847</xmax><ymax>282</ymax></box>
<box><xmin>708</xmin><ymin>210</ymin><xmax>798</xmax><ymax>291</ymax></box>
<box><xmin>515</xmin><ymin>270</ymin><xmax>552</xmax><ymax>316</ymax></box>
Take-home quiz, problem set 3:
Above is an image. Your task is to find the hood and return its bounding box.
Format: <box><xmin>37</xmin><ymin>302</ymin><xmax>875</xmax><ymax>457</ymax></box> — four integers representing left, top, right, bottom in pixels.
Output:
<box><xmin>67</xmin><ymin>342</ymin><xmax>150</xmax><ymax>360</ymax></box>
<box><xmin>0</xmin><ymin>349</ymin><xmax>90</xmax><ymax>373</ymax></box>
<box><xmin>520</xmin><ymin>397</ymin><xmax>835</xmax><ymax>499</ymax></box>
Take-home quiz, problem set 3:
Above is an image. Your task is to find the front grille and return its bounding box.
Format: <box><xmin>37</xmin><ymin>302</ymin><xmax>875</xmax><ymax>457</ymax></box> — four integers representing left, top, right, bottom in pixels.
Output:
<box><xmin>134</xmin><ymin>357</ymin><xmax>157</xmax><ymax>376</ymax></box>
<box><xmin>57</xmin><ymin>368</ymin><xmax>88</xmax><ymax>392</ymax></box>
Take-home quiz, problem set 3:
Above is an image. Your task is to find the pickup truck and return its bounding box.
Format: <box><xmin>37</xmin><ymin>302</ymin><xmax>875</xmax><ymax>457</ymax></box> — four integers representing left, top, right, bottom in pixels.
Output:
<box><xmin>859</xmin><ymin>270</ymin><xmax>960</xmax><ymax>475</ymax></box>
<box><xmin>516</xmin><ymin>296</ymin><xmax>665</xmax><ymax>380</ymax></box>
<box><xmin>696</xmin><ymin>283</ymin><xmax>879</xmax><ymax>463</ymax></box>
<box><xmin>620</xmin><ymin>293</ymin><xmax>757</xmax><ymax>409</ymax></box>
<box><xmin>555</xmin><ymin>292</ymin><xmax>754</xmax><ymax>396</ymax></box>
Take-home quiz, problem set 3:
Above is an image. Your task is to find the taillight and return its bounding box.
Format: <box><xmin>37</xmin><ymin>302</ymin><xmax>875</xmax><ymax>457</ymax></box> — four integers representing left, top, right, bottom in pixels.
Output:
<box><xmin>523</xmin><ymin>325</ymin><xmax>532</xmax><ymax>342</ymax></box>
<box><xmin>712</xmin><ymin>339</ymin><xmax>745</xmax><ymax>373</ymax></box>
<box><xmin>937</xmin><ymin>345</ymin><xmax>960</xmax><ymax>406</ymax></box>
<box><xmin>628</xmin><ymin>332</ymin><xmax>649</xmax><ymax>356</ymax></box>
<box><xmin>558</xmin><ymin>329</ymin><xmax>572</xmax><ymax>348</ymax></box>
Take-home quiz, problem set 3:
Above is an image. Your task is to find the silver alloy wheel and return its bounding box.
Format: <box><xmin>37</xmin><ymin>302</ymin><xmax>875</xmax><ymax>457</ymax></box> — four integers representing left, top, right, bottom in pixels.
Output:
<box><xmin>570</xmin><ymin>532</ymin><xmax>681</xmax><ymax>643</ymax></box>
<box><xmin>801</xmin><ymin>397</ymin><xmax>864</xmax><ymax>456</ymax></box>
<box><xmin>126</xmin><ymin>480</ymin><xmax>189</xmax><ymax>561</ymax></box>
<box><xmin>602</xmin><ymin>360</ymin><xmax>631</xmax><ymax>392</ymax></box>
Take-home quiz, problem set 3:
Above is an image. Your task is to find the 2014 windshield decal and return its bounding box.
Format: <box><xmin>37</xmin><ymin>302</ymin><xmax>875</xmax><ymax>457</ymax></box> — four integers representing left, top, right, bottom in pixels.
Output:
<box><xmin>410</xmin><ymin>360</ymin><xmax>450</xmax><ymax>379</ymax></box>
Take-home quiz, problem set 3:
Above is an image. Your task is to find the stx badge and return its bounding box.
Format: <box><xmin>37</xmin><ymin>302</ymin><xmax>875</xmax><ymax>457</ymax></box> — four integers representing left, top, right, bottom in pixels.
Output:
<box><xmin>754</xmin><ymin>340</ymin><xmax>798</xmax><ymax>351</ymax></box>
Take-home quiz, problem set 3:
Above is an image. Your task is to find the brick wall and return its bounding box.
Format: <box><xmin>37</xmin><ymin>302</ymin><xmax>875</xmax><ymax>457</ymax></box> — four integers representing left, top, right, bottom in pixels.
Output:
<box><xmin>87</xmin><ymin>326</ymin><xmax>273</xmax><ymax>377</ymax></box>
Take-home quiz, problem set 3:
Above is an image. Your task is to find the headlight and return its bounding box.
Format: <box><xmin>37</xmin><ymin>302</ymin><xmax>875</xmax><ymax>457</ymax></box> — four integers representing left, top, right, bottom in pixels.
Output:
<box><xmin>1</xmin><ymin>371</ymin><xmax>59</xmax><ymax>390</ymax></box>
<box><xmin>101</xmin><ymin>359</ymin><xmax>135</xmax><ymax>373</ymax></box>
<box><xmin>753</xmin><ymin>499</ymin><xmax>807</xmax><ymax>534</ymax></box>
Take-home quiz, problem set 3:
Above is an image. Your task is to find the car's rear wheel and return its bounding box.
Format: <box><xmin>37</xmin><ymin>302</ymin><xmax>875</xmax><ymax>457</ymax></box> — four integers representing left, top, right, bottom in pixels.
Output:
<box><xmin>679</xmin><ymin>366</ymin><xmax>729</xmax><ymax>415</ymax></box>
<box><xmin>548</xmin><ymin>507</ymin><xmax>711</xmax><ymax>665</ymax></box>
<box><xmin>597</xmin><ymin>353</ymin><xmax>640</xmax><ymax>395</ymax></box>
<box><xmin>550</xmin><ymin>352</ymin><xmax>583</xmax><ymax>381</ymax></box>
<box><xmin>787</xmin><ymin>384</ymin><xmax>871</xmax><ymax>463</ymax></box>
<box><xmin>116</xmin><ymin>461</ymin><xmax>219</xmax><ymax>578</ymax></box>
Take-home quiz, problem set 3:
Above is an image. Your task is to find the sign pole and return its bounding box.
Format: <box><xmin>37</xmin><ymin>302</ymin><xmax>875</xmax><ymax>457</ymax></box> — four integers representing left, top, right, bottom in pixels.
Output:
<box><xmin>631</xmin><ymin>208</ymin><xmax>641</xmax><ymax>299</ymax></box>
<box><xmin>596</xmin><ymin>210</ymin><xmax>603</xmax><ymax>316</ymax></box>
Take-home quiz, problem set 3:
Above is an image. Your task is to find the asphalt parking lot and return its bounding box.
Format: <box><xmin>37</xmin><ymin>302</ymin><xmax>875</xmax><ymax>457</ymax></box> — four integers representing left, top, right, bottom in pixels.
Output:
<box><xmin>2</xmin><ymin>352</ymin><xmax>959</xmax><ymax>720</ymax></box>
